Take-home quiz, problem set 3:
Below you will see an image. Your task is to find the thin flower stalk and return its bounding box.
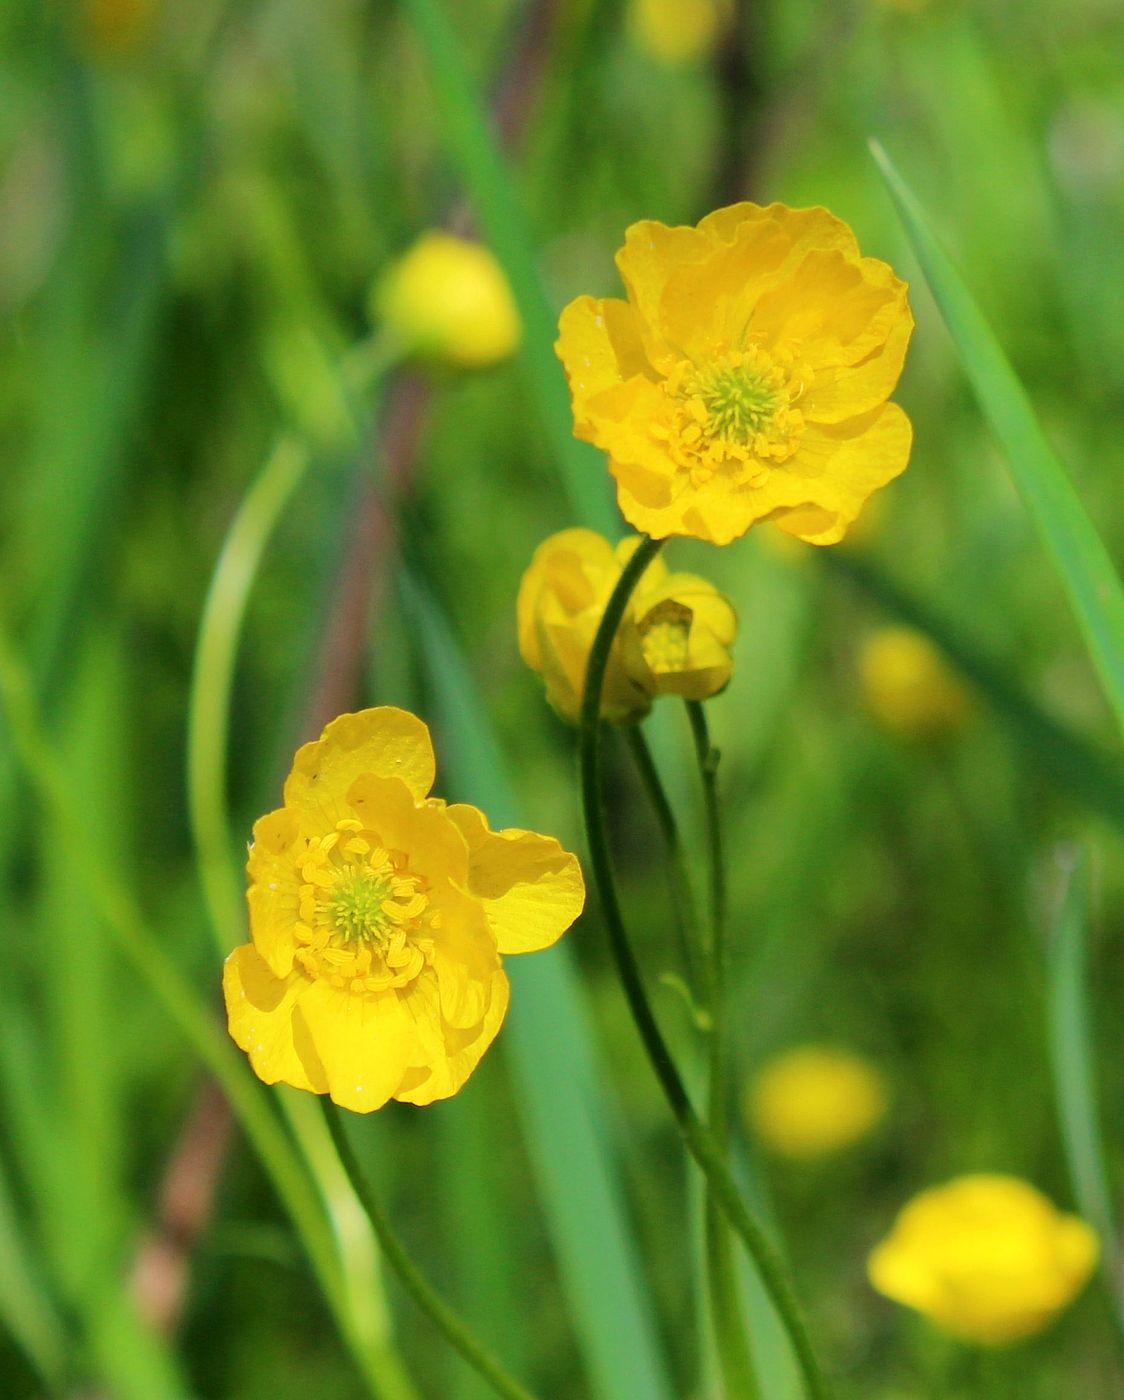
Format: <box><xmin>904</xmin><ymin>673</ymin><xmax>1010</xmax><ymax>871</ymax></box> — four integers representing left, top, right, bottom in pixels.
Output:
<box><xmin>687</xmin><ymin>699</ymin><xmax>758</xmax><ymax>1398</ymax></box>
<box><xmin>577</xmin><ymin>535</ymin><xmax>832</xmax><ymax>1400</ymax></box>
<box><xmin>321</xmin><ymin>1101</ymin><xmax>537</xmax><ymax>1400</ymax></box>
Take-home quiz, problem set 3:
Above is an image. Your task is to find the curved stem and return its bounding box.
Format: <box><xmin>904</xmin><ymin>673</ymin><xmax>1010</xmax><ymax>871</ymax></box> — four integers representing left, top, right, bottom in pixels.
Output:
<box><xmin>621</xmin><ymin>723</ymin><xmax>705</xmax><ymax>996</ymax></box>
<box><xmin>186</xmin><ymin>347</ymin><xmax>416</xmax><ymax>1400</ymax></box>
<box><xmin>188</xmin><ymin>435</ymin><xmax>310</xmax><ymax>955</ymax></box>
<box><xmin>0</xmin><ymin>613</ymin><xmax>349</xmax><ymax>1356</ymax></box>
<box><xmin>578</xmin><ymin>537</ymin><xmax>832</xmax><ymax>1400</ymax></box>
<box><xmin>321</xmin><ymin>1102</ymin><xmax>538</xmax><ymax>1400</ymax></box>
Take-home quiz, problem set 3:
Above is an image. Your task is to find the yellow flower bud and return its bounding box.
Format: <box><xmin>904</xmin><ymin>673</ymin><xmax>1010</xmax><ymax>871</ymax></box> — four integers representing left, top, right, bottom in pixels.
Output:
<box><xmin>859</xmin><ymin>627</ymin><xmax>970</xmax><ymax>740</ymax></box>
<box><xmin>373</xmin><ymin>231</ymin><xmax>521</xmax><ymax>369</ymax></box>
<box><xmin>747</xmin><ymin>1046</ymin><xmax>887</xmax><ymax>1159</ymax></box>
<box><xmin>516</xmin><ymin>528</ymin><xmax>737</xmax><ymax>724</ymax></box>
<box><xmin>868</xmin><ymin>1176</ymin><xmax>1098</xmax><ymax>1345</ymax></box>
<box><xmin>627</xmin><ymin>0</ymin><xmax>726</xmax><ymax>64</ymax></box>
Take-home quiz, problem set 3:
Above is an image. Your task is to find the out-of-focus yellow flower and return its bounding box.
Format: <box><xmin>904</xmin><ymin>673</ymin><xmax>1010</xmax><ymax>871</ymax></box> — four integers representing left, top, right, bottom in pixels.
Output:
<box><xmin>868</xmin><ymin>1176</ymin><xmax>1098</xmax><ymax>1344</ymax></box>
<box><xmin>224</xmin><ymin>708</ymin><xmax>583</xmax><ymax>1112</ymax></box>
<box><xmin>747</xmin><ymin>1046</ymin><xmax>887</xmax><ymax>1158</ymax></box>
<box><xmin>860</xmin><ymin>627</ymin><xmax>969</xmax><ymax>739</ymax></box>
<box><xmin>373</xmin><ymin>231</ymin><xmax>521</xmax><ymax>369</ymax></box>
<box><xmin>517</xmin><ymin>528</ymin><xmax>737</xmax><ymax>723</ymax></box>
<box><xmin>627</xmin><ymin>0</ymin><xmax>727</xmax><ymax>63</ymax></box>
<box><xmin>556</xmin><ymin>202</ymin><xmax>913</xmax><ymax>546</ymax></box>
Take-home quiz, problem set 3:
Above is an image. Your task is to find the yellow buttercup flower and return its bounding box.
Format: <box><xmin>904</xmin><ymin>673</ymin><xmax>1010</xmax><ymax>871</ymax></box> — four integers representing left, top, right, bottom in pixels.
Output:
<box><xmin>747</xmin><ymin>1046</ymin><xmax>887</xmax><ymax>1158</ymax></box>
<box><xmin>627</xmin><ymin>0</ymin><xmax>728</xmax><ymax>63</ymax></box>
<box><xmin>868</xmin><ymin>1175</ymin><xmax>1098</xmax><ymax>1344</ymax></box>
<box><xmin>223</xmin><ymin>708</ymin><xmax>584</xmax><ymax>1112</ymax></box>
<box><xmin>860</xmin><ymin>627</ymin><xmax>970</xmax><ymax>739</ymax></box>
<box><xmin>556</xmin><ymin>202</ymin><xmax>913</xmax><ymax>545</ymax></box>
<box><xmin>373</xmin><ymin>231</ymin><xmax>521</xmax><ymax>369</ymax></box>
<box><xmin>516</xmin><ymin>527</ymin><xmax>737</xmax><ymax>723</ymax></box>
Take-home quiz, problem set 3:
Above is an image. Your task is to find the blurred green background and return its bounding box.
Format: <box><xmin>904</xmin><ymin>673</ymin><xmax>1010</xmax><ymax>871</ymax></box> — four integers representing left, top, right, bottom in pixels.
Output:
<box><xmin>2</xmin><ymin>0</ymin><xmax>1123</xmax><ymax>1395</ymax></box>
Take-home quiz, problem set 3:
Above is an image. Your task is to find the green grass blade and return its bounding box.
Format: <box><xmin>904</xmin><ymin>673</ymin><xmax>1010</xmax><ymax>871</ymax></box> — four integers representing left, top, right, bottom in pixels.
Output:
<box><xmin>871</xmin><ymin>141</ymin><xmax>1124</xmax><ymax>742</ymax></box>
<box><xmin>1046</xmin><ymin>849</ymin><xmax>1124</xmax><ymax>1347</ymax></box>
<box><xmin>186</xmin><ymin>427</ymin><xmax>417</xmax><ymax>1400</ymax></box>
<box><xmin>0</xmin><ymin>1032</ymin><xmax>70</xmax><ymax>1390</ymax></box>
<box><xmin>823</xmin><ymin>550</ymin><xmax>1124</xmax><ymax>830</ymax></box>
<box><xmin>397</xmin><ymin>564</ymin><xmax>674</xmax><ymax>1400</ymax></box>
<box><xmin>399</xmin><ymin>0</ymin><xmax>616</xmax><ymax>535</ymax></box>
<box><xmin>0</xmin><ymin>613</ymin><xmax>361</xmax><ymax>1390</ymax></box>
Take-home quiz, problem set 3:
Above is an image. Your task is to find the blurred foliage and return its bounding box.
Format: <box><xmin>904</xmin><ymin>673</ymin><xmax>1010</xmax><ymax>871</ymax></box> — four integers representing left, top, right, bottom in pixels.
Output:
<box><xmin>2</xmin><ymin>0</ymin><xmax>1123</xmax><ymax>1396</ymax></box>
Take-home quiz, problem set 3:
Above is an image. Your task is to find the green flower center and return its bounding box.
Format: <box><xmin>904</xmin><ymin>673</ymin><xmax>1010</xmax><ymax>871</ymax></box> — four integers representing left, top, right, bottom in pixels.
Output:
<box><xmin>659</xmin><ymin>344</ymin><xmax>808</xmax><ymax>487</ymax></box>
<box><xmin>693</xmin><ymin>361</ymin><xmax>781</xmax><ymax>444</ymax></box>
<box><xmin>328</xmin><ymin>869</ymin><xmax>396</xmax><ymax>943</ymax></box>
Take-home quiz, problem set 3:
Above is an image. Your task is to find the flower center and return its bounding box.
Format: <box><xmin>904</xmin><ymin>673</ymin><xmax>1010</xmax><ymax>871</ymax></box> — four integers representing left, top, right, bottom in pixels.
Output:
<box><xmin>693</xmin><ymin>359</ymin><xmax>782</xmax><ymax>443</ymax></box>
<box><xmin>292</xmin><ymin>817</ymin><xmax>436</xmax><ymax>995</ymax></box>
<box><xmin>328</xmin><ymin>870</ymin><xmax>397</xmax><ymax>943</ymax></box>
<box><xmin>637</xmin><ymin>599</ymin><xmax>692</xmax><ymax>672</ymax></box>
<box><xmin>657</xmin><ymin>343</ymin><xmax>808</xmax><ymax>487</ymax></box>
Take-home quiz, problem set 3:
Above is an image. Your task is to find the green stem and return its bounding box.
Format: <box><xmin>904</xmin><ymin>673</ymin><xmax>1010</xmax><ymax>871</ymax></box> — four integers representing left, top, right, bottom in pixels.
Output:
<box><xmin>186</xmin><ymin>346</ymin><xmax>415</xmax><ymax>1400</ymax></box>
<box><xmin>621</xmin><ymin>723</ymin><xmax>705</xmax><ymax>997</ymax></box>
<box><xmin>0</xmin><ymin>614</ymin><xmax>349</xmax><ymax>1355</ymax></box>
<box><xmin>188</xmin><ymin>435</ymin><xmax>310</xmax><ymax>953</ymax></box>
<box><xmin>578</xmin><ymin>536</ymin><xmax>831</xmax><ymax>1400</ymax></box>
<box><xmin>321</xmin><ymin>1102</ymin><xmax>538</xmax><ymax>1400</ymax></box>
<box><xmin>688</xmin><ymin>701</ymin><xmax>758</xmax><ymax>1399</ymax></box>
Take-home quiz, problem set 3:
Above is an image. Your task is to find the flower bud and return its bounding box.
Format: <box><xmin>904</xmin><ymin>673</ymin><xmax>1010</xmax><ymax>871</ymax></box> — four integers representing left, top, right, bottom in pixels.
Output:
<box><xmin>746</xmin><ymin>1046</ymin><xmax>887</xmax><ymax>1159</ymax></box>
<box><xmin>373</xmin><ymin>231</ymin><xmax>520</xmax><ymax>369</ymax></box>
<box><xmin>859</xmin><ymin>626</ymin><xmax>970</xmax><ymax>740</ymax></box>
<box><xmin>517</xmin><ymin>528</ymin><xmax>737</xmax><ymax>724</ymax></box>
<box><xmin>868</xmin><ymin>1176</ymin><xmax>1098</xmax><ymax>1344</ymax></box>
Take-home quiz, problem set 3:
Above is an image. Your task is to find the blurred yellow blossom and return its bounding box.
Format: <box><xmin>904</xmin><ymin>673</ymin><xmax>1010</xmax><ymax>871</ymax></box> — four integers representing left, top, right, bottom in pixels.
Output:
<box><xmin>860</xmin><ymin>627</ymin><xmax>970</xmax><ymax>739</ymax></box>
<box><xmin>747</xmin><ymin>1046</ymin><xmax>887</xmax><ymax>1158</ymax></box>
<box><xmin>373</xmin><ymin>231</ymin><xmax>521</xmax><ymax>369</ymax></box>
<box><xmin>868</xmin><ymin>1175</ymin><xmax>1098</xmax><ymax>1344</ymax></box>
<box><xmin>627</xmin><ymin>0</ymin><xmax>727</xmax><ymax>63</ymax></box>
<box><xmin>517</xmin><ymin>527</ymin><xmax>737</xmax><ymax>723</ymax></box>
<box><xmin>556</xmin><ymin>202</ymin><xmax>912</xmax><ymax>545</ymax></box>
<box><xmin>224</xmin><ymin>708</ymin><xmax>584</xmax><ymax>1111</ymax></box>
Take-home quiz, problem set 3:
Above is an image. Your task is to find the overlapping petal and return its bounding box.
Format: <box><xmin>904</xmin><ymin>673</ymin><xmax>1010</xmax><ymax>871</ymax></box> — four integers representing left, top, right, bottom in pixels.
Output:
<box><xmin>283</xmin><ymin>706</ymin><xmax>436</xmax><ymax>826</ymax></box>
<box><xmin>446</xmin><ymin>803</ymin><xmax>586</xmax><ymax>954</ymax></box>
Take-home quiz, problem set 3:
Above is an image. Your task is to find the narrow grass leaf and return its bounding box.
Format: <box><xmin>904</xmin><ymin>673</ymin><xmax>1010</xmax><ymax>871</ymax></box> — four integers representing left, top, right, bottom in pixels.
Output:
<box><xmin>397</xmin><ymin>563</ymin><xmax>674</xmax><ymax>1400</ymax></box>
<box><xmin>823</xmin><ymin>550</ymin><xmax>1124</xmax><ymax>830</ymax></box>
<box><xmin>871</xmin><ymin>142</ymin><xmax>1124</xmax><ymax>742</ymax></box>
<box><xmin>1046</xmin><ymin>849</ymin><xmax>1124</xmax><ymax>1344</ymax></box>
<box><xmin>400</xmin><ymin>0</ymin><xmax>616</xmax><ymax>534</ymax></box>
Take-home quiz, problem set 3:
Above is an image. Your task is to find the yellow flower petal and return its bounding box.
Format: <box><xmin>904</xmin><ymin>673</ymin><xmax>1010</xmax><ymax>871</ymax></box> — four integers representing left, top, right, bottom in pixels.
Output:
<box><xmin>750</xmin><ymin>251</ymin><xmax>908</xmax><ymax>367</ymax></box>
<box><xmin>223</xmin><ymin>944</ymin><xmax>327</xmax><ymax>1094</ymax></box>
<box><xmin>802</xmin><ymin>301</ymin><xmax>914</xmax><ymax>424</ymax></box>
<box><xmin>296</xmin><ymin>979</ymin><xmax>420</xmax><ymax>1113</ymax></box>
<box><xmin>283</xmin><ymin>706</ymin><xmax>436</xmax><ymax>826</ymax></box>
<box><xmin>615</xmin><ymin>219</ymin><xmax>711</xmax><ymax>365</ymax></box>
<box><xmin>394</xmin><ymin>966</ymin><xmax>510</xmax><ymax>1107</ymax></box>
<box><xmin>768</xmin><ymin>402</ymin><xmax>913</xmax><ymax>544</ymax></box>
<box><xmin>346</xmin><ymin>772</ymin><xmax>470</xmax><ymax>887</ymax></box>
<box><xmin>445</xmin><ymin>803</ymin><xmax>586</xmax><ymax>954</ymax></box>
<box><xmin>554</xmin><ymin>297</ymin><xmax>651</xmax><ymax>431</ymax></box>
<box><xmin>245</xmin><ymin>807</ymin><xmax>303</xmax><ymax>977</ymax></box>
<box><xmin>516</xmin><ymin>527</ymin><xmax>652</xmax><ymax>722</ymax></box>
